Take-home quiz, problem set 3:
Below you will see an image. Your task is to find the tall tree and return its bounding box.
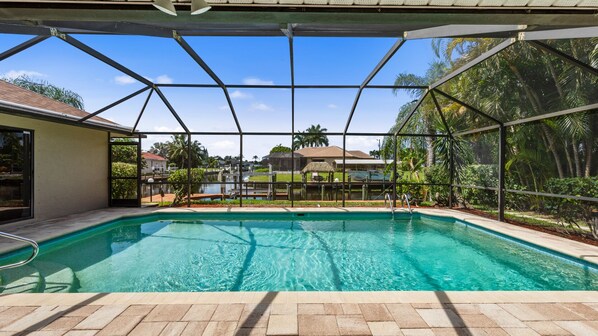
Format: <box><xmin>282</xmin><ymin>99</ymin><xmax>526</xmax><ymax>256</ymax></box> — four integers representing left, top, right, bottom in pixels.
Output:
<box><xmin>293</xmin><ymin>124</ymin><xmax>329</xmax><ymax>149</ymax></box>
<box><xmin>168</xmin><ymin>135</ymin><xmax>208</xmax><ymax>169</ymax></box>
<box><xmin>391</xmin><ymin>61</ymin><xmax>448</xmax><ymax>167</ymax></box>
<box><xmin>149</xmin><ymin>142</ymin><xmax>170</xmax><ymax>158</ymax></box>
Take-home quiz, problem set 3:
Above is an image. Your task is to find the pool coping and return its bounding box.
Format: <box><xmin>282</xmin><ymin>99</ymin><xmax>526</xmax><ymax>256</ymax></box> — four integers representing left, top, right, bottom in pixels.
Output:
<box><xmin>2</xmin><ymin>207</ymin><xmax>598</xmax><ymax>267</ymax></box>
<box><xmin>2</xmin><ymin>290</ymin><xmax>598</xmax><ymax>306</ymax></box>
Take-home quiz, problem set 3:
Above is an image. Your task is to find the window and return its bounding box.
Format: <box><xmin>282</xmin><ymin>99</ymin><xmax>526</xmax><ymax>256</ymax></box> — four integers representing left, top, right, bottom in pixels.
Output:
<box><xmin>0</xmin><ymin>127</ymin><xmax>33</xmax><ymax>223</ymax></box>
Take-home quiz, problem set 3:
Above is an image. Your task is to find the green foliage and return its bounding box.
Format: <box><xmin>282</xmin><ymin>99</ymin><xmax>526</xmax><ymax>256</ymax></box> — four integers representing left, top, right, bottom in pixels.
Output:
<box><xmin>270</xmin><ymin>144</ymin><xmax>292</xmax><ymax>154</ymax></box>
<box><xmin>111</xmin><ymin>140</ymin><xmax>137</xmax><ymax>164</ymax></box>
<box><xmin>424</xmin><ymin>165</ymin><xmax>449</xmax><ymax>205</ymax></box>
<box><xmin>149</xmin><ymin>142</ymin><xmax>170</xmax><ymax>158</ymax></box>
<box><xmin>544</xmin><ymin>177</ymin><xmax>598</xmax><ymax>235</ymax></box>
<box><xmin>167</xmin><ymin>168</ymin><xmax>205</xmax><ymax>205</ymax></box>
<box><xmin>458</xmin><ymin>164</ymin><xmax>498</xmax><ymax>207</ymax></box>
<box><xmin>4</xmin><ymin>76</ymin><xmax>84</xmax><ymax>109</ymax></box>
<box><xmin>293</xmin><ymin>124</ymin><xmax>329</xmax><ymax>149</ymax></box>
<box><xmin>167</xmin><ymin>135</ymin><xmax>209</xmax><ymax>168</ymax></box>
<box><xmin>254</xmin><ymin>167</ymin><xmax>270</xmax><ymax>172</ymax></box>
<box><xmin>111</xmin><ymin>162</ymin><xmax>137</xmax><ymax>199</ymax></box>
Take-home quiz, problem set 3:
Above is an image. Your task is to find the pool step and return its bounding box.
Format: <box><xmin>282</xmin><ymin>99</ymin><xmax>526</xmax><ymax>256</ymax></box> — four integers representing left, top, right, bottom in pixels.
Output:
<box><xmin>0</xmin><ymin>262</ymin><xmax>76</xmax><ymax>293</ymax></box>
<box><xmin>35</xmin><ymin>261</ymin><xmax>76</xmax><ymax>293</ymax></box>
<box><xmin>0</xmin><ymin>265</ymin><xmax>42</xmax><ymax>294</ymax></box>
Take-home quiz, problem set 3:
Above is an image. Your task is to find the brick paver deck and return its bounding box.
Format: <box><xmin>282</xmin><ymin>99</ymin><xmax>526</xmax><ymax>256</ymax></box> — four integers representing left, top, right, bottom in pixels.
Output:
<box><xmin>1</xmin><ymin>292</ymin><xmax>598</xmax><ymax>335</ymax></box>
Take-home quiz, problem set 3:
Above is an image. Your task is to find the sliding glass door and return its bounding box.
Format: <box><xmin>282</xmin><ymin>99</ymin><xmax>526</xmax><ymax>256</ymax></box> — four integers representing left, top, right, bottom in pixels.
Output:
<box><xmin>0</xmin><ymin>127</ymin><xmax>33</xmax><ymax>224</ymax></box>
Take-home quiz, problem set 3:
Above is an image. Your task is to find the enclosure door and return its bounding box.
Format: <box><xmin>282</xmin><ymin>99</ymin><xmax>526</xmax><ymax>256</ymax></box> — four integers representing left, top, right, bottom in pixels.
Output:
<box><xmin>0</xmin><ymin>127</ymin><xmax>33</xmax><ymax>223</ymax></box>
<box><xmin>109</xmin><ymin>139</ymin><xmax>140</xmax><ymax>207</ymax></box>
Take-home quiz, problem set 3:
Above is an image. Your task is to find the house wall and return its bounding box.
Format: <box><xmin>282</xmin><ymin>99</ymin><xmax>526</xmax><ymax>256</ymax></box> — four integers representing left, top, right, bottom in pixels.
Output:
<box><xmin>1</xmin><ymin>114</ymin><xmax>108</xmax><ymax>222</ymax></box>
<box><xmin>305</xmin><ymin>158</ymin><xmax>338</xmax><ymax>167</ymax></box>
<box><xmin>142</xmin><ymin>159</ymin><xmax>167</xmax><ymax>175</ymax></box>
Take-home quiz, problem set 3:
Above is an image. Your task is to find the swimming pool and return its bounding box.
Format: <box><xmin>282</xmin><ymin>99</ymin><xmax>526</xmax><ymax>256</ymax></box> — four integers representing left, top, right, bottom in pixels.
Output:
<box><xmin>1</xmin><ymin>212</ymin><xmax>597</xmax><ymax>293</ymax></box>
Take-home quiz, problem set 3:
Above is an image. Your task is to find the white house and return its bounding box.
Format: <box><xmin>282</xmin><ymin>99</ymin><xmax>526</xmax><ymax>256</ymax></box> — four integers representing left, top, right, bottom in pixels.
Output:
<box><xmin>142</xmin><ymin>152</ymin><xmax>168</xmax><ymax>175</ymax></box>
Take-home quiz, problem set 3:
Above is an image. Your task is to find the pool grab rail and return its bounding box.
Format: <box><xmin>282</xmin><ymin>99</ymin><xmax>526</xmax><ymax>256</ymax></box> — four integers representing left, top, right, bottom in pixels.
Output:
<box><xmin>384</xmin><ymin>193</ymin><xmax>394</xmax><ymax>215</ymax></box>
<box><xmin>402</xmin><ymin>194</ymin><xmax>413</xmax><ymax>214</ymax></box>
<box><xmin>385</xmin><ymin>193</ymin><xmax>413</xmax><ymax>215</ymax></box>
<box><xmin>0</xmin><ymin>232</ymin><xmax>39</xmax><ymax>271</ymax></box>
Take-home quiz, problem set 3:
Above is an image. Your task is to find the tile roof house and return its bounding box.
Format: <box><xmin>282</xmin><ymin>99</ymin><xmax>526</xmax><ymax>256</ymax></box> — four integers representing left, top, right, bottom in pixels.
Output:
<box><xmin>142</xmin><ymin>152</ymin><xmax>168</xmax><ymax>175</ymax></box>
<box><xmin>0</xmin><ymin>80</ymin><xmax>132</xmax><ymax>224</ymax></box>
<box><xmin>294</xmin><ymin>146</ymin><xmax>373</xmax><ymax>167</ymax></box>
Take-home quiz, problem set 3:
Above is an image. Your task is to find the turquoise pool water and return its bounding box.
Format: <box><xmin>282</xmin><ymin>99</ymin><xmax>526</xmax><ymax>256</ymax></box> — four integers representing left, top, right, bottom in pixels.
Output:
<box><xmin>2</xmin><ymin>212</ymin><xmax>598</xmax><ymax>292</ymax></box>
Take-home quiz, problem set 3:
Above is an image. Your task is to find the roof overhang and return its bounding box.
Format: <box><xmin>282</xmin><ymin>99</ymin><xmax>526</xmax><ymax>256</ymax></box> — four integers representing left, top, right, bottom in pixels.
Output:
<box><xmin>0</xmin><ymin>1</ymin><xmax>596</xmax><ymax>37</ymax></box>
<box><xmin>0</xmin><ymin>100</ymin><xmax>134</xmax><ymax>134</ymax></box>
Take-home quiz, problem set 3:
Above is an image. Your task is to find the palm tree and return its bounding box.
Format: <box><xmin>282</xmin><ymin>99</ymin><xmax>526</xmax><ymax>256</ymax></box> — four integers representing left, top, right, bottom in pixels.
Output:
<box><xmin>439</xmin><ymin>38</ymin><xmax>598</xmax><ymax>180</ymax></box>
<box><xmin>168</xmin><ymin>135</ymin><xmax>209</xmax><ymax>169</ymax></box>
<box><xmin>4</xmin><ymin>76</ymin><xmax>85</xmax><ymax>109</ymax></box>
<box><xmin>294</xmin><ymin>124</ymin><xmax>329</xmax><ymax>149</ymax></box>
<box><xmin>387</xmin><ymin>61</ymin><xmax>448</xmax><ymax>167</ymax></box>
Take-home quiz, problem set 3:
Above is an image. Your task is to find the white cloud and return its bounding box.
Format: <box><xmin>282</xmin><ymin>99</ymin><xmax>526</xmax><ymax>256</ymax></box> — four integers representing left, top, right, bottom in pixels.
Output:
<box><xmin>114</xmin><ymin>75</ymin><xmax>136</xmax><ymax>85</ymax></box>
<box><xmin>346</xmin><ymin>136</ymin><xmax>382</xmax><ymax>153</ymax></box>
<box><xmin>327</xmin><ymin>104</ymin><xmax>338</xmax><ymax>109</ymax></box>
<box><xmin>250</xmin><ymin>103</ymin><xmax>273</xmax><ymax>112</ymax></box>
<box><xmin>218</xmin><ymin>105</ymin><xmax>230</xmax><ymax>111</ymax></box>
<box><xmin>2</xmin><ymin>70</ymin><xmax>46</xmax><ymax>80</ymax></box>
<box><xmin>209</xmin><ymin>140</ymin><xmax>236</xmax><ymax>150</ymax></box>
<box><xmin>154</xmin><ymin>126</ymin><xmax>187</xmax><ymax>133</ymax></box>
<box><xmin>155</xmin><ymin>75</ymin><xmax>173</xmax><ymax>84</ymax></box>
<box><xmin>230</xmin><ymin>90</ymin><xmax>252</xmax><ymax>99</ymax></box>
<box><xmin>243</xmin><ymin>77</ymin><xmax>274</xmax><ymax>86</ymax></box>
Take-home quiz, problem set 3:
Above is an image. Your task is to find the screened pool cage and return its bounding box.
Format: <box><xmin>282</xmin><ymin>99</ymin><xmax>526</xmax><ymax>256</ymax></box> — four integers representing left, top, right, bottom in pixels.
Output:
<box><xmin>1</xmin><ymin>23</ymin><xmax>597</xmax><ymax>223</ymax></box>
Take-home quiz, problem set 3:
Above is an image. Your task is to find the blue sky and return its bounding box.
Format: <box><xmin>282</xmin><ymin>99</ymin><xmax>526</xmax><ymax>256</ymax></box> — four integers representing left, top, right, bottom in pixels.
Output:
<box><xmin>0</xmin><ymin>34</ymin><xmax>437</xmax><ymax>158</ymax></box>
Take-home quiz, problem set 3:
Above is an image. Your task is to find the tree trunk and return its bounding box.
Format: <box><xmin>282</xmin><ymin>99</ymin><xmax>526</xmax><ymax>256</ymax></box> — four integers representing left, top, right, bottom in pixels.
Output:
<box><xmin>584</xmin><ymin>138</ymin><xmax>592</xmax><ymax>177</ymax></box>
<box><xmin>572</xmin><ymin>140</ymin><xmax>581</xmax><ymax>177</ymax></box>
<box><xmin>541</xmin><ymin>124</ymin><xmax>565</xmax><ymax>179</ymax></box>
<box><xmin>507</xmin><ymin>63</ymin><xmax>565</xmax><ymax>179</ymax></box>
<box><xmin>425</xmin><ymin>136</ymin><xmax>434</xmax><ymax>167</ymax></box>
<box><xmin>563</xmin><ymin>140</ymin><xmax>574</xmax><ymax>177</ymax></box>
<box><xmin>546</xmin><ymin>59</ymin><xmax>564</xmax><ymax>98</ymax></box>
<box><xmin>528</xmin><ymin>162</ymin><xmax>539</xmax><ymax>192</ymax></box>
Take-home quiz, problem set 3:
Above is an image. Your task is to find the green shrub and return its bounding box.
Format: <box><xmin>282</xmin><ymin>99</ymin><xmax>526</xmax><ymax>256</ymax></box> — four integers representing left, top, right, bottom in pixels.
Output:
<box><xmin>544</xmin><ymin>177</ymin><xmax>598</xmax><ymax>235</ymax></box>
<box><xmin>457</xmin><ymin>164</ymin><xmax>498</xmax><ymax>208</ymax></box>
<box><xmin>254</xmin><ymin>167</ymin><xmax>270</xmax><ymax>173</ymax></box>
<box><xmin>167</xmin><ymin>168</ymin><xmax>205</xmax><ymax>205</ymax></box>
<box><xmin>424</xmin><ymin>165</ymin><xmax>449</xmax><ymax>205</ymax></box>
<box><xmin>270</xmin><ymin>144</ymin><xmax>291</xmax><ymax>153</ymax></box>
<box><xmin>111</xmin><ymin>162</ymin><xmax>137</xmax><ymax>199</ymax></box>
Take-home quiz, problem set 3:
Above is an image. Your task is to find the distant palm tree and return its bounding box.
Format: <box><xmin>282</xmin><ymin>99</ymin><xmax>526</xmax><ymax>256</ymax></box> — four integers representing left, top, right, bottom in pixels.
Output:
<box><xmin>168</xmin><ymin>135</ymin><xmax>208</xmax><ymax>168</ymax></box>
<box><xmin>294</xmin><ymin>124</ymin><xmax>329</xmax><ymax>149</ymax></box>
<box><xmin>4</xmin><ymin>76</ymin><xmax>85</xmax><ymax>109</ymax></box>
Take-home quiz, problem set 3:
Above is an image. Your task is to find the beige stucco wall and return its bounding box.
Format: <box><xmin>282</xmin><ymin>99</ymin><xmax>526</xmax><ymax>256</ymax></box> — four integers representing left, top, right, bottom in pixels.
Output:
<box><xmin>1</xmin><ymin>113</ymin><xmax>108</xmax><ymax>222</ymax></box>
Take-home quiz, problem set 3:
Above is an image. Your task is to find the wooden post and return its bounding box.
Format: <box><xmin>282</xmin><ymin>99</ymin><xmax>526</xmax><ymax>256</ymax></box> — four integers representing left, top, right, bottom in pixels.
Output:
<box><xmin>302</xmin><ymin>174</ymin><xmax>307</xmax><ymax>200</ymax></box>
<box><xmin>272</xmin><ymin>173</ymin><xmax>277</xmax><ymax>200</ymax></box>
<box><xmin>348</xmin><ymin>176</ymin><xmax>352</xmax><ymax>200</ymax></box>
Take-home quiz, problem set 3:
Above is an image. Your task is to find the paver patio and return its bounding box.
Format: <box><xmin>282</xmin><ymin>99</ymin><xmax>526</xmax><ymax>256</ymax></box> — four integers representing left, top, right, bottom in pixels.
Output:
<box><xmin>1</xmin><ymin>291</ymin><xmax>598</xmax><ymax>335</ymax></box>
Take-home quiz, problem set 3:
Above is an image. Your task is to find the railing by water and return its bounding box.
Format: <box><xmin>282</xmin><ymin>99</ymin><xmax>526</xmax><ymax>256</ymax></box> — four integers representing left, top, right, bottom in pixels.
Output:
<box><xmin>402</xmin><ymin>194</ymin><xmax>413</xmax><ymax>214</ymax></box>
<box><xmin>384</xmin><ymin>193</ymin><xmax>395</xmax><ymax>218</ymax></box>
<box><xmin>0</xmin><ymin>232</ymin><xmax>39</xmax><ymax>271</ymax></box>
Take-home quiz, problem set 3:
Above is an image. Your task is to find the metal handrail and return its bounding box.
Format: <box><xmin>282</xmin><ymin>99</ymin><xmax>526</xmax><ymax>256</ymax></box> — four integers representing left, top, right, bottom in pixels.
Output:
<box><xmin>0</xmin><ymin>232</ymin><xmax>39</xmax><ymax>271</ymax></box>
<box><xmin>384</xmin><ymin>193</ymin><xmax>394</xmax><ymax>215</ymax></box>
<box><xmin>402</xmin><ymin>194</ymin><xmax>413</xmax><ymax>214</ymax></box>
